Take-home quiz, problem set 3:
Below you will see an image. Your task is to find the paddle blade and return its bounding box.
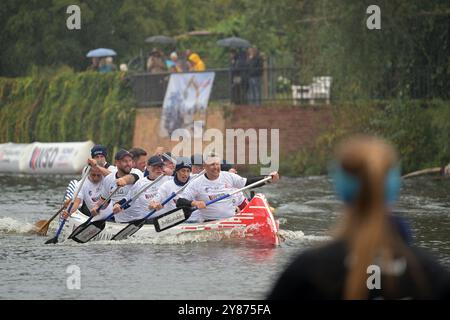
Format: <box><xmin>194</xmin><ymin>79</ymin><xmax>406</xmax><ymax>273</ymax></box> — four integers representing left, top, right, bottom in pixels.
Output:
<box><xmin>154</xmin><ymin>207</ymin><xmax>192</xmax><ymax>232</ymax></box>
<box><xmin>111</xmin><ymin>220</ymin><xmax>145</xmax><ymax>241</ymax></box>
<box><xmin>37</xmin><ymin>224</ymin><xmax>50</xmax><ymax>236</ymax></box>
<box><xmin>68</xmin><ymin>221</ymin><xmax>88</xmax><ymax>239</ymax></box>
<box><xmin>70</xmin><ymin>220</ymin><xmax>106</xmax><ymax>243</ymax></box>
<box><xmin>33</xmin><ymin>220</ymin><xmax>50</xmax><ymax>236</ymax></box>
<box><xmin>45</xmin><ymin>236</ymin><xmax>59</xmax><ymax>244</ymax></box>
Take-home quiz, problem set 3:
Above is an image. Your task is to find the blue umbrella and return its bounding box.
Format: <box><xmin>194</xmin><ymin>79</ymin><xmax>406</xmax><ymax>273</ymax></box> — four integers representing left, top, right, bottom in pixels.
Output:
<box><xmin>86</xmin><ymin>48</ymin><xmax>117</xmax><ymax>58</ymax></box>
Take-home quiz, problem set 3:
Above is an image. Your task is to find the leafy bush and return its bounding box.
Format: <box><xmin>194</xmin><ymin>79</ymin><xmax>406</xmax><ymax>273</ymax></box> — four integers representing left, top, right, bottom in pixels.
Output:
<box><xmin>0</xmin><ymin>67</ymin><xmax>135</xmax><ymax>162</ymax></box>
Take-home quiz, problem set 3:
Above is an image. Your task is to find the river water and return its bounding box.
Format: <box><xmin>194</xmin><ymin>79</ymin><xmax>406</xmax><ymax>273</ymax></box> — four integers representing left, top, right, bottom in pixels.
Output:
<box><xmin>1</xmin><ymin>174</ymin><xmax>449</xmax><ymax>299</ymax></box>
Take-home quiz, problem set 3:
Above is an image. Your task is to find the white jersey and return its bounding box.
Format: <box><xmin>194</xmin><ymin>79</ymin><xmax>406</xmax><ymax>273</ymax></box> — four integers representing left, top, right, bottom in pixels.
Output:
<box><xmin>91</xmin><ymin>172</ymin><xmax>140</xmax><ymax>222</ymax></box>
<box><xmin>100</xmin><ymin>172</ymin><xmax>138</xmax><ymax>203</ymax></box>
<box><xmin>154</xmin><ymin>178</ymin><xmax>203</xmax><ymax>222</ymax></box>
<box><xmin>114</xmin><ymin>175</ymin><xmax>172</xmax><ymax>223</ymax></box>
<box><xmin>77</xmin><ymin>178</ymin><xmax>103</xmax><ymax>211</ymax></box>
<box><xmin>182</xmin><ymin>171</ymin><xmax>247</xmax><ymax>220</ymax></box>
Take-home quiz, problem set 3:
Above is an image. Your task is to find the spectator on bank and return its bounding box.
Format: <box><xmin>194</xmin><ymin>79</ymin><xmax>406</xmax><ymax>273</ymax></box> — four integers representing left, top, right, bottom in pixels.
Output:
<box><xmin>230</xmin><ymin>49</ymin><xmax>248</xmax><ymax>105</ymax></box>
<box><xmin>167</xmin><ymin>52</ymin><xmax>182</xmax><ymax>72</ymax></box>
<box><xmin>98</xmin><ymin>57</ymin><xmax>116</xmax><ymax>73</ymax></box>
<box><xmin>188</xmin><ymin>52</ymin><xmax>206</xmax><ymax>72</ymax></box>
<box><xmin>87</xmin><ymin>57</ymin><xmax>100</xmax><ymax>72</ymax></box>
<box><xmin>120</xmin><ymin>64</ymin><xmax>128</xmax><ymax>72</ymax></box>
<box><xmin>247</xmin><ymin>47</ymin><xmax>263</xmax><ymax>105</ymax></box>
<box><xmin>268</xmin><ymin>135</ymin><xmax>450</xmax><ymax>300</ymax></box>
<box><xmin>147</xmin><ymin>48</ymin><xmax>167</xmax><ymax>73</ymax></box>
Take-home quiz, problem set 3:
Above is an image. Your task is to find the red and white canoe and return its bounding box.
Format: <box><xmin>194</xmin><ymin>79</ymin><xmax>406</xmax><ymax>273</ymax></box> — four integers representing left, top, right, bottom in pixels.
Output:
<box><xmin>58</xmin><ymin>193</ymin><xmax>280</xmax><ymax>246</ymax></box>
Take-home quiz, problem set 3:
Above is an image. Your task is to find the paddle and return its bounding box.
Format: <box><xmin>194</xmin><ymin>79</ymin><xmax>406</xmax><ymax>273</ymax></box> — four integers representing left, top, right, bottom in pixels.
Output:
<box><xmin>402</xmin><ymin>167</ymin><xmax>441</xmax><ymax>179</ymax></box>
<box><xmin>111</xmin><ymin>169</ymin><xmax>206</xmax><ymax>240</ymax></box>
<box><xmin>33</xmin><ymin>180</ymin><xmax>77</xmax><ymax>236</ymax></box>
<box><xmin>67</xmin><ymin>186</ymin><xmax>121</xmax><ymax>240</ymax></box>
<box><xmin>45</xmin><ymin>166</ymin><xmax>92</xmax><ymax>244</ymax></box>
<box><xmin>153</xmin><ymin>176</ymin><xmax>273</xmax><ymax>232</ymax></box>
<box><xmin>71</xmin><ymin>173</ymin><xmax>166</xmax><ymax>243</ymax></box>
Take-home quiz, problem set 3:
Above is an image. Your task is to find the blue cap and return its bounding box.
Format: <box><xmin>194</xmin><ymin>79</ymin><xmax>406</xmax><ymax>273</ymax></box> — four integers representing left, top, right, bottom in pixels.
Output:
<box><xmin>115</xmin><ymin>149</ymin><xmax>132</xmax><ymax>161</ymax></box>
<box><xmin>91</xmin><ymin>144</ymin><xmax>107</xmax><ymax>158</ymax></box>
<box><xmin>147</xmin><ymin>155</ymin><xmax>164</xmax><ymax>166</ymax></box>
<box><xmin>175</xmin><ymin>157</ymin><xmax>192</xmax><ymax>171</ymax></box>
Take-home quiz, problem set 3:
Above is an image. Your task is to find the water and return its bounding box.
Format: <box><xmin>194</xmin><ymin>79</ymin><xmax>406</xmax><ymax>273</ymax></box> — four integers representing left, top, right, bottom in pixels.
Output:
<box><xmin>1</xmin><ymin>174</ymin><xmax>449</xmax><ymax>299</ymax></box>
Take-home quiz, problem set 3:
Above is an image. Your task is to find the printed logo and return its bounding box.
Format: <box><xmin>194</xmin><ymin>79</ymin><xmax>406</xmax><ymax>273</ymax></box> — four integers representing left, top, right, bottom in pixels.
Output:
<box><xmin>29</xmin><ymin>147</ymin><xmax>59</xmax><ymax>170</ymax></box>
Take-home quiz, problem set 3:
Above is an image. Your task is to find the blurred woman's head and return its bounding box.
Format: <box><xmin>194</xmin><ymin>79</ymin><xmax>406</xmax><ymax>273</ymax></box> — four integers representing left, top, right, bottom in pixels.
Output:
<box><xmin>332</xmin><ymin>135</ymin><xmax>400</xmax><ymax>215</ymax></box>
<box><xmin>330</xmin><ymin>135</ymin><xmax>426</xmax><ymax>299</ymax></box>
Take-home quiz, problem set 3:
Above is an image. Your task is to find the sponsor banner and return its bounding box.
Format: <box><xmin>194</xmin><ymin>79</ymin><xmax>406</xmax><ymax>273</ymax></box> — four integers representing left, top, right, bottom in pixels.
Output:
<box><xmin>160</xmin><ymin>72</ymin><xmax>215</xmax><ymax>138</ymax></box>
<box><xmin>0</xmin><ymin>141</ymin><xmax>94</xmax><ymax>174</ymax></box>
<box><xmin>0</xmin><ymin>143</ymin><xmax>31</xmax><ymax>172</ymax></box>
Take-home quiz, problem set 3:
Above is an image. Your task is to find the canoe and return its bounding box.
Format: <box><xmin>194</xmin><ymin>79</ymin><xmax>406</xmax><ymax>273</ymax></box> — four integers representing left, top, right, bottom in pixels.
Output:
<box><xmin>57</xmin><ymin>193</ymin><xmax>280</xmax><ymax>246</ymax></box>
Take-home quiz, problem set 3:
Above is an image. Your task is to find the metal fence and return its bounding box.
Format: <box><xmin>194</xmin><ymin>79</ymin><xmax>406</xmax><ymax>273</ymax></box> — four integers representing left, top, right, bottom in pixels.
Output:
<box><xmin>127</xmin><ymin>66</ymin><xmax>447</xmax><ymax>107</ymax></box>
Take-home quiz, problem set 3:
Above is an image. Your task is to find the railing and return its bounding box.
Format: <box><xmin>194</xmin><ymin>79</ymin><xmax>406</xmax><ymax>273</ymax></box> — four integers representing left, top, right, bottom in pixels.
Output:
<box><xmin>127</xmin><ymin>66</ymin><xmax>447</xmax><ymax>107</ymax></box>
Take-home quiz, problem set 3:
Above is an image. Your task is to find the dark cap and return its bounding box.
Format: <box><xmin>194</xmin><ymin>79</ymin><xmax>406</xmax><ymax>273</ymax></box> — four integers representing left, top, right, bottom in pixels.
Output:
<box><xmin>91</xmin><ymin>144</ymin><xmax>107</xmax><ymax>158</ymax></box>
<box><xmin>175</xmin><ymin>157</ymin><xmax>192</xmax><ymax>171</ymax></box>
<box><xmin>147</xmin><ymin>155</ymin><xmax>164</xmax><ymax>166</ymax></box>
<box><xmin>115</xmin><ymin>149</ymin><xmax>132</xmax><ymax>161</ymax></box>
<box><xmin>221</xmin><ymin>160</ymin><xmax>234</xmax><ymax>172</ymax></box>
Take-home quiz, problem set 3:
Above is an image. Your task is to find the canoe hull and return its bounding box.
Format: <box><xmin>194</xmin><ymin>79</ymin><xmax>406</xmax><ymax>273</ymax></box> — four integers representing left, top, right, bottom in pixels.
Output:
<box><xmin>57</xmin><ymin>193</ymin><xmax>280</xmax><ymax>246</ymax></box>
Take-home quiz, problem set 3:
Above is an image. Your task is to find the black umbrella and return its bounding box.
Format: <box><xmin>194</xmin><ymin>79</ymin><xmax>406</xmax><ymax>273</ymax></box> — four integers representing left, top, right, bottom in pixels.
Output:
<box><xmin>144</xmin><ymin>35</ymin><xmax>176</xmax><ymax>45</ymax></box>
<box><xmin>217</xmin><ymin>37</ymin><xmax>251</xmax><ymax>48</ymax></box>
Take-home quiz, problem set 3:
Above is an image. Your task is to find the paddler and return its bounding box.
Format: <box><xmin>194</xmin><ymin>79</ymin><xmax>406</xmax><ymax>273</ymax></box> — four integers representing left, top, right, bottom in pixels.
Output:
<box><xmin>90</xmin><ymin>149</ymin><xmax>140</xmax><ymax>221</ymax></box>
<box><xmin>111</xmin><ymin>155</ymin><xmax>172</xmax><ymax>222</ymax></box>
<box><xmin>149</xmin><ymin>157</ymin><xmax>201</xmax><ymax>221</ymax></box>
<box><xmin>88</xmin><ymin>144</ymin><xmax>114</xmax><ymax>176</ymax></box>
<box><xmin>62</xmin><ymin>165</ymin><xmax>104</xmax><ymax>218</ymax></box>
<box><xmin>175</xmin><ymin>153</ymin><xmax>280</xmax><ymax>221</ymax></box>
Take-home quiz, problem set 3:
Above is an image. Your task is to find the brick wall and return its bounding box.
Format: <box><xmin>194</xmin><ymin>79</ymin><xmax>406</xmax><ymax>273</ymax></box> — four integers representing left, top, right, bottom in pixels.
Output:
<box><xmin>133</xmin><ymin>105</ymin><xmax>334</xmax><ymax>159</ymax></box>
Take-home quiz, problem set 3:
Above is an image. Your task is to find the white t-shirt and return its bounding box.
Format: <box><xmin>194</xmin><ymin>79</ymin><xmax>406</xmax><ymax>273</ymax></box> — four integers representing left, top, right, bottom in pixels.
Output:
<box><xmin>100</xmin><ymin>172</ymin><xmax>138</xmax><ymax>203</ymax></box>
<box><xmin>153</xmin><ymin>178</ymin><xmax>204</xmax><ymax>222</ymax></box>
<box><xmin>114</xmin><ymin>175</ymin><xmax>172</xmax><ymax>223</ymax></box>
<box><xmin>182</xmin><ymin>172</ymin><xmax>247</xmax><ymax>220</ymax></box>
<box><xmin>77</xmin><ymin>178</ymin><xmax>103</xmax><ymax>211</ymax></box>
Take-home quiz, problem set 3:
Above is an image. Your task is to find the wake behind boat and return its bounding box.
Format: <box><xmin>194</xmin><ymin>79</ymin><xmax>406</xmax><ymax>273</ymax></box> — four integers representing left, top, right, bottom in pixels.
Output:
<box><xmin>51</xmin><ymin>193</ymin><xmax>280</xmax><ymax>246</ymax></box>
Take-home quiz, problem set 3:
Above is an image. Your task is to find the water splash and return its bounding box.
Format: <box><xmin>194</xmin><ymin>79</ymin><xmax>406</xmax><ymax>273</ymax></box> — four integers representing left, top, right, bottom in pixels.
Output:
<box><xmin>0</xmin><ymin>217</ymin><xmax>35</xmax><ymax>234</ymax></box>
<box><xmin>277</xmin><ymin>229</ymin><xmax>332</xmax><ymax>243</ymax></box>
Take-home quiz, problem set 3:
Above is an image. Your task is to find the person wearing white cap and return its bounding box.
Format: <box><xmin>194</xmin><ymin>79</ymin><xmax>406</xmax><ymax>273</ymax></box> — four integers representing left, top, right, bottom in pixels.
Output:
<box><xmin>176</xmin><ymin>153</ymin><xmax>280</xmax><ymax>221</ymax></box>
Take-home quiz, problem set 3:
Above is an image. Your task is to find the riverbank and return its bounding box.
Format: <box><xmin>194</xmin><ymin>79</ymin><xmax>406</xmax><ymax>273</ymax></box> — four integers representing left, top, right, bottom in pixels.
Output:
<box><xmin>1</xmin><ymin>69</ymin><xmax>449</xmax><ymax>176</ymax></box>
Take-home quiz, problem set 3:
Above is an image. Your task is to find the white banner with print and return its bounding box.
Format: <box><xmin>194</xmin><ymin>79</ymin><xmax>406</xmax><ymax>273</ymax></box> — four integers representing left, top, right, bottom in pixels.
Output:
<box><xmin>160</xmin><ymin>72</ymin><xmax>215</xmax><ymax>137</ymax></box>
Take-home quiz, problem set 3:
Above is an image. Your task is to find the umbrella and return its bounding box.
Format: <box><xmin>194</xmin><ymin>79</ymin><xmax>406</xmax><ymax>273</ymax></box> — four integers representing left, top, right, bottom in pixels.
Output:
<box><xmin>86</xmin><ymin>48</ymin><xmax>117</xmax><ymax>58</ymax></box>
<box><xmin>217</xmin><ymin>37</ymin><xmax>251</xmax><ymax>48</ymax></box>
<box><xmin>144</xmin><ymin>35</ymin><xmax>176</xmax><ymax>45</ymax></box>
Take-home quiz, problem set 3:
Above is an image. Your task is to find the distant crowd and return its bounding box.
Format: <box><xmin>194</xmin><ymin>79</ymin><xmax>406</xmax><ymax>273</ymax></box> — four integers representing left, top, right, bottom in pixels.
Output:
<box><xmin>86</xmin><ymin>46</ymin><xmax>264</xmax><ymax>105</ymax></box>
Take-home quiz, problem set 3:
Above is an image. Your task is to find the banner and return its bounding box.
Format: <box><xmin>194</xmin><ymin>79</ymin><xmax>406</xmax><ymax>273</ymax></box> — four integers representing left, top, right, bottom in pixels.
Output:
<box><xmin>0</xmin><ymin>141</ymin><xmax>94</xmax><ymax>174</ymax></box>
<box><xmin>160</xmin><ymin>72</ymin><xmax>215</xmax><ymax>137</ymax></box>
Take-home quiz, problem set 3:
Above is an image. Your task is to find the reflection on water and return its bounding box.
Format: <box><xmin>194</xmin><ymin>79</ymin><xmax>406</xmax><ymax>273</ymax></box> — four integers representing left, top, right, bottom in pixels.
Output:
<box><xmin>0</xmin><ymin>174</ymin><xmax>449</xmax><ymax>299</ymax></box>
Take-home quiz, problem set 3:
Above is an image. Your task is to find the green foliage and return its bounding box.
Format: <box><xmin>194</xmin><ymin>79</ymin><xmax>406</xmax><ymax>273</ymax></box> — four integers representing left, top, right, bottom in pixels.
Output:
<box><xmin>0</xmin><ymin>69</ymin><xmax>135</xmax><ymax>161</ymax></box>
<box><xmin>287</xmin><ymin>100</ymin><xmax>450</xmax><ymax>176</ymax></box>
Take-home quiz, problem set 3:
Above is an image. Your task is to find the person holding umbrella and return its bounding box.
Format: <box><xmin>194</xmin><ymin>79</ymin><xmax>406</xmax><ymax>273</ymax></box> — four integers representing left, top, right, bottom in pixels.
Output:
<box><xmin>217</xmin><ymin>37</ymin><xmax>252</xmax><ymax>105</ymax></box>
<box><xmin>147</xmin><ymin>48</ymin><xmax>167</xmax><ymax>73</ymax></box>
<box><xmin>86</xmin><ymin>48</ymin><xmax>117</xmax><ymax>72</ymax></box>
<box><xmin>87</xmin><ymin>57</ymin><xmax>100</xmax><ymax>72</ymax></box>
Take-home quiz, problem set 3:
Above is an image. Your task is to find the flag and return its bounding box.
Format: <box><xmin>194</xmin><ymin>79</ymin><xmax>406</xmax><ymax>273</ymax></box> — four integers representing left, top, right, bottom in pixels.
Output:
<box><xmin>160</xmin><ymin>72</ymin><xmax>215</xmax><ymax>137</ymax></box>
